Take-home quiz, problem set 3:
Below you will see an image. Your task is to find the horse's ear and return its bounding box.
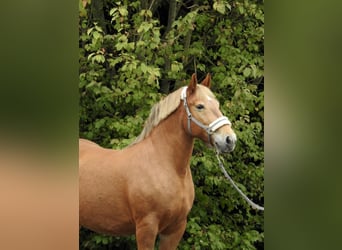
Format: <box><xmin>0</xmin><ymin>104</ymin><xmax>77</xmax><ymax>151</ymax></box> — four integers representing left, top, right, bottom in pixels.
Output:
<box><xmin>201</xmin><ymin>73</ymin><xmax>211</xmax><ymax>88</ymax></box>
<box><xmin>187</xmin><ymin>73</ymin><xmax>197</xmax><ymax>95</ymax></box>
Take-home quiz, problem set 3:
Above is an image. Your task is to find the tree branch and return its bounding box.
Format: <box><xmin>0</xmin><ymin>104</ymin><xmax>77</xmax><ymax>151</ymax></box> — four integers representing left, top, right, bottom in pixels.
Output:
<box><xmin>90</xmin><ymin>0</ymin><xmax>107</xmax><ymax>32</ymax></box>
<box><xmin>160</xmin><ymin>0</ymin><xmax>179</xmax><ymax>94</ymax></box>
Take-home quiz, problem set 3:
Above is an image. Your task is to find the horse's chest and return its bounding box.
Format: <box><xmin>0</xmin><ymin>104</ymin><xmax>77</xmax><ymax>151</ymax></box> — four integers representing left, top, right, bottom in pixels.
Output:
<box><xmin>155</xmin><ymin>187</ymin><xmax>194</xmax><ymax>231</ymax></box>
<box><xmin>129</xmin><ymin>169</ymin><xmax>195</xmax><ymax>227</ymax></box>
<box><xmin>160</xmin><ymin>181</ymin><xmax>194</xmax><ymax>219</ymax></box>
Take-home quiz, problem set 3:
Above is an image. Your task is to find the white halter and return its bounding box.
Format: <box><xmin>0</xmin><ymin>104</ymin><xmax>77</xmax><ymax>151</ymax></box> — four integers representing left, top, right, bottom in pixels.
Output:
<box><xmin>181</xmin><ymin>87</ymin><xmax>231</xmax><ymax>142</ymax></box>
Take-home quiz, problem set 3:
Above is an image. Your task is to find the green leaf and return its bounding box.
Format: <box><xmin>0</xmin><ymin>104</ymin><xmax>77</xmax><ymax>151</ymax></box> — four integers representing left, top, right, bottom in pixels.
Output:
<box><xmin>137</xmin><ymin>22</ymin><xmax>153</xmax><ymax>33</ymax></box>
<box><xmin>250</xmin><ymin>64</ymin><xmax>258</xmax><ymax>78</ymax></box>
<box><xmin>94</xmin><ymin>25</ymin><xmax>103</xmax><ymax>33</ymax></box>
<box><xmin>243</xmin><ymin>67</ymin><xmax>251</xmax><ymax>77</ymax></box>
<box><xmin>86</xmin><ymin>27</ymin><xmax>94</xmax><ymax>36</ymax></box>
<box><xmin>118</xmin><ymin>6</ymin><xmax>128</xmax><ymax>16</ymax></box>
<box><xmin>171</xmin><ymin>61</ymin><xmax>183</xmax><ymax>72</ymax></box>
<box><xmin>92</xmin><ymin>31</ymin><xmax>101</xmax><ymax>40</ymax></box>
<box><xmin>213</xmin><ymin>1</ymin><xmax>226</xmax><ymax>14</ymax></box>
<box><xmin>102</xmin><ymin>237</ymin><xmax>109</xmax><ymax>245</ymax></box>
<box><xmin>93</xmin><ymin>54</ymin><xmax>105</xmax><ymax>64</ymax></box>
<box><xmin>115</xmin><ymin>42</ymin><xmax>124</xmax><ymax>51</ymax></box>
<box><xmin>109</xmin><ymin>7</ymin><xmax>117</xmax><ymax>16</ymax></box>
<box><xmin>140</xmin><ymin>63</ymin><xmax>148</xmax><ymax>73</ymax></box>
<box><xmin>136</xmin><ymin>40</ymin><xmax>145</xmax><ymax>47</ymax></box>
<box><xmin>118</xmin><ymin>34</ymin><xmax>128</xmax><ymax>43</ymax></box>
<box><xmin>94</xmin><ymin>235</ymin><xmax>101</xmax><ymax>244</ymax></box>
<box><xmin>108</xmin><ymin>57</ymin><xmax>122</xmax><ymax>67</ymax></box>
<box><xmin>238</xmin><ymin>5</ymin><xmax>245</xmax><ymax>14</ymax></box>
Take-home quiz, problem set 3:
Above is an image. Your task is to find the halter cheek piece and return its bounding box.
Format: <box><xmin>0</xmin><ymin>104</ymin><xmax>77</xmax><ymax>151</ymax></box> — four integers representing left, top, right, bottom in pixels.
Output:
<box><xmin>180</xmin><ymin>87</ymin><xmax>231</xmax><ymax>142</ymax></box>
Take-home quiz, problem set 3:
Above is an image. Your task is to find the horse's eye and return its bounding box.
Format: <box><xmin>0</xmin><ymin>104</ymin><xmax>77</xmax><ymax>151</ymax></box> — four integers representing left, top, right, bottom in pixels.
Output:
<box><xmin>196</xmin><ymin>104</ymin><xmax>205</xmax><ymax>110</ymax></box>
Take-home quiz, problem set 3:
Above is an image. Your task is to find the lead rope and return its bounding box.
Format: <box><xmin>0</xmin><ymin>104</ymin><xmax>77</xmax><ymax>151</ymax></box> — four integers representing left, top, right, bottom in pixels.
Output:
<box><xmin>215</xmin><ymin>150</ymin><xmax>264</xmax><ymax>211</ymax></box>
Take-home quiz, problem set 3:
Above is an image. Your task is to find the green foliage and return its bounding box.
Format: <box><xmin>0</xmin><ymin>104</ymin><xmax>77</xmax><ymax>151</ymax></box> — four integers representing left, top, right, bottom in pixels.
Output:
<box><xmin>79</xmin><ymin>0</ymin><xmax>263</xmax><ymax>249</ymax></box>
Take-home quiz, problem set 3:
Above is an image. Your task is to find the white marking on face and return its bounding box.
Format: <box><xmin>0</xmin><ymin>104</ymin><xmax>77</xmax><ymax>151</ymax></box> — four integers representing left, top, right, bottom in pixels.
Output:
<box><xmin>207</xmin><ymin>95</ymin><xmax>213</xmax><ymax>101</ymax></box>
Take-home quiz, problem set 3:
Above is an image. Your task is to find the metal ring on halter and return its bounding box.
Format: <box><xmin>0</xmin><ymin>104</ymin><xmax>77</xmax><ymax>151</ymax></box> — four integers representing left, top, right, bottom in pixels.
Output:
<box><xmin>180</xmin><ymin>87</ymin><xmax>231</xmax><ymax>142</ymax></box>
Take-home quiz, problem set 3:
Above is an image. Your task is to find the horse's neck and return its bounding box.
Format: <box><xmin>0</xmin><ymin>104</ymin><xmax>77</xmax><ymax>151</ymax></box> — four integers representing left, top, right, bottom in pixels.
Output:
<box><xmin>146</xmin><ymin>106</ymin><xmax>194</xmax><ymax>176</ymax></box>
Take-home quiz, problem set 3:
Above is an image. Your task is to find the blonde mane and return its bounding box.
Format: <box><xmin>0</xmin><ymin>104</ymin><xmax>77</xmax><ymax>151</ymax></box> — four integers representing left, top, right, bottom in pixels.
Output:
<box><xmin>130</xmin><ymin>87</ymin><xmax>183</xmax><ymax>145</ymax></box>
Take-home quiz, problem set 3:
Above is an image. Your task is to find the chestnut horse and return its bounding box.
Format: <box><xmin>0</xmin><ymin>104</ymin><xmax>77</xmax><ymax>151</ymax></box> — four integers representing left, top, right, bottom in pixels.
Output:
<box><xmin>79</xmin><ymin>74</ymin><xmax>237</xmax><ymax>249</ymax></box>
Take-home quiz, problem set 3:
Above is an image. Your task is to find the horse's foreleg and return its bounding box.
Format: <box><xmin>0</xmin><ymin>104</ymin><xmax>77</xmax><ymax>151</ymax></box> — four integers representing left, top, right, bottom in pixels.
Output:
<box><xmin>159</xmin><ymin>220</ymin><xmax>187</xmax><ymax>250</ymax></box>
<box><xmin>135</xmin><ymin>218</ymin><xmax>158</xmax><ymax>250</ymax></box>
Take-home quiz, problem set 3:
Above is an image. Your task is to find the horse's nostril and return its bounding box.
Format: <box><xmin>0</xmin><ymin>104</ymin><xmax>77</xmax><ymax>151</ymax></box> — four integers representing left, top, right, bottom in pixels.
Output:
<box><xmin>226</xmin><ymin>136</ymin><xmax>231</xmax><ymax>144</ymax></box>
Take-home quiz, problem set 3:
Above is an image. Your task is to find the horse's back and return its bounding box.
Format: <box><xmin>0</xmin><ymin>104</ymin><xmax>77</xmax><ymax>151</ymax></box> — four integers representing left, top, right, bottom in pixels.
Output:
<box><xmin>79</xmin><ymin>138</ymin><xmax>117</xmax><ymax>165</ymax></box>
<box><xmin>79</xmin><ymin>138</ymin><xmax>100</xmax><ymax>147</ymax></box>
<box><xmin>79</xmin><ymin>138</ymin><xmax>102</xmax><ymax>155</ymax></box>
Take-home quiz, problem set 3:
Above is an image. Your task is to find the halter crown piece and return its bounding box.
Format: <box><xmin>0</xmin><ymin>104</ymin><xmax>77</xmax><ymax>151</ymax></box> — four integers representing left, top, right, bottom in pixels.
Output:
<box><xmin>180</xmin><ymin>87</ymin><xmax>231</xmax><ymax>142</ymax></box>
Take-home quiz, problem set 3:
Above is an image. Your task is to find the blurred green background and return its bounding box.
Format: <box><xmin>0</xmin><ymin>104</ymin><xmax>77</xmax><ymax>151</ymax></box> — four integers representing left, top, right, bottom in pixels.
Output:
<box><xmin>266</xmin><ymin>0</ymin><xmax>342</xmax><ymax>249</ymax></box>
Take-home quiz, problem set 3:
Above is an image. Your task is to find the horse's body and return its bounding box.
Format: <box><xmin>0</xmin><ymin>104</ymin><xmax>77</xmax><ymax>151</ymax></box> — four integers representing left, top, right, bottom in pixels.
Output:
<box><xmin>79</xmin><ymin>74</ymin><xmax>236</xmax><ymax>249</ymax></box>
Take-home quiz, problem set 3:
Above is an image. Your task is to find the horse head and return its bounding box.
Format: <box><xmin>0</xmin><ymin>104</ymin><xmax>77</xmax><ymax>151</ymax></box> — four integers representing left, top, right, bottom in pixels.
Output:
<box><xmin>181</xmin><ymin>73</ymin><xmax>236</xmax><ymax>153</ymax></box>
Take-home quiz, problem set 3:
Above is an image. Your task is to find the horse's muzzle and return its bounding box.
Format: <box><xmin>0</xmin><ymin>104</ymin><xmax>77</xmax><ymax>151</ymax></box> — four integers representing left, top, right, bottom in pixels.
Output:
<box><xmin>212</xmin><ymin>133</ymin><xmax>237</xmax><ymax>153</ymax></box>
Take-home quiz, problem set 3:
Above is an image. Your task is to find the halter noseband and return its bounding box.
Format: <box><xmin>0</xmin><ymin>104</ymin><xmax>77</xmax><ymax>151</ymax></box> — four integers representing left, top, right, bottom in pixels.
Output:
<box><xmin>180</xmin><ymin>87</ymin><xmax>231</xmax><ymax>142</ymax></box>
